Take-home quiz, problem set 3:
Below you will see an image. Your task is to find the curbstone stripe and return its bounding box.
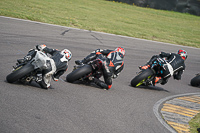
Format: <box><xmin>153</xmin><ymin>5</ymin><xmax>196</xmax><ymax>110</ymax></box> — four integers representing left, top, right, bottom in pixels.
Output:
<box><xmin>161</xmin><ymin>95</ymin><xmax>200</xmax><ymax>133</ymax></box>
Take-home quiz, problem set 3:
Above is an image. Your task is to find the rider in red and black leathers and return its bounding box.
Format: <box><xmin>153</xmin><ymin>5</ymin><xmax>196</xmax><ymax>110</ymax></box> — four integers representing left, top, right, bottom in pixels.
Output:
<box><xmin>141</xmin><ymin>49</ymin><xmax>187</xmax><ymax>85</ymax></box>
<box><xmin>75</xmin><ymin>47</ymin><xmax>125</xmax><ymax>90</ymax></box>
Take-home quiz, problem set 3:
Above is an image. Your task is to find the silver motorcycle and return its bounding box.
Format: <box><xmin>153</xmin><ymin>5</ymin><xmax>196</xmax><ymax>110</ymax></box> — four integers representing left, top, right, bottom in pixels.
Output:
<box><xmin>6</xmin><ymin>50</ymin><xmax>56</xmax><ymax>88</ymax></box>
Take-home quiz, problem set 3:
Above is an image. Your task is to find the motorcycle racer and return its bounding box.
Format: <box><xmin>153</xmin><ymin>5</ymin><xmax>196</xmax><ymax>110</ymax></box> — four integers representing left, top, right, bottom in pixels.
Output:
<box><xmin>75</xmin><ymin>47</ymin><xmax>125</xmax><ymax>90</ymax></box>
<box><xmin>140</xmin><ymin>49</ymin><xmax>187</xmax><ymax>85</ymax></box>
<box><xmin>17</xmin><ymin>44</ymin><xmax>72</xmax><ymax>89</ymax></box>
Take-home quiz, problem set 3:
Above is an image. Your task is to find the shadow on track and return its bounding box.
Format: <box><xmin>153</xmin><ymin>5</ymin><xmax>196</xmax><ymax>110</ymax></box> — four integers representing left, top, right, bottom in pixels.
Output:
<box><xmin>65</xmin><ymin>80</ymin><xmax>106</xmax><ymax>90</ymax></box>
<box><xmin>4</xmin><ymin>80</ymin><xmax>55</xmax><ymax>90</ymax></box>
<box><xmin>129</xmin><ymin>85</ymin><xmax>170</xmax><ymax>92</ymax></box>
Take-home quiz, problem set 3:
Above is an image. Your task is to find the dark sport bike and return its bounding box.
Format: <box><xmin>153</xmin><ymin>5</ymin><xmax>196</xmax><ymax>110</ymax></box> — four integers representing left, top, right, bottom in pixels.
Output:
<box><xmin>66</xmin><ymin>59</ymin><xmax>103</xmax><ymax>83</ymax></box>
<box><xmin>131</xmin><ymin>57</ymin><xmax>170</xmax><ymax>87</ymax></box>
<box><xmin>190</xmin><ymin>73</ymin><xmax>200</xmax><ymax>87</ymax></box>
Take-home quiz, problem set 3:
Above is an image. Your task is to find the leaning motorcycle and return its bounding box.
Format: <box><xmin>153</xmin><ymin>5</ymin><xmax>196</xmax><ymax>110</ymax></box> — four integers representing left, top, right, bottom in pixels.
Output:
<box><xmin>6</xmin><ymin>50</ymin><xmax>56</xmax><ymax>88</ymax></box>
<box><xmin>131</xmin><ymin>57</ymin><xmax>169</xmax><ymax>87</ymax></box>
<box><xmin>66</xmin><ymin>59</ymin><xmax>103</xmax><ymax>83</ymax></box>
<box><xmin>190</xmin><ymin>73</ymin><xmax>200</xmax><ymax>87</ymax></box>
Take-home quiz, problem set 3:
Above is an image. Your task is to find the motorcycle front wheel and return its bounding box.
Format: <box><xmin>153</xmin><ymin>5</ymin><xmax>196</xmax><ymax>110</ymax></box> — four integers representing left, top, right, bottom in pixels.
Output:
<box><xmin>6</xmin><ymin>63</ymin><xmax>34</xmax><ymax>83</ymax></box>
<box><xmin>190</xmin><ymin>74</ymin><xmax>200</xmax><ymax>87</ymax></box>
<box><xmin>66</xmin><ymin>64</ymin><xmax>93</xmax><ymax>83</ymax></box>
<box><xmin>131</xmin><ymin>69</ymin><xmax>154</xmax><ymax>87</ymax></box>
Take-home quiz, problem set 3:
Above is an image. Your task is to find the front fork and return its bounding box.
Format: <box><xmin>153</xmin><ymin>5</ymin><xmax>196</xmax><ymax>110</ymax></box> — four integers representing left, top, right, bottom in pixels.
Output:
<box><xmin>145</xmin><ymin>69</ymin><xmax>156</xmax><ymax>86</ymax></box>
<box><xmin>20</xmin><ymin>71</ymin><xmax>39</xmax><ymax>84</ymax></box>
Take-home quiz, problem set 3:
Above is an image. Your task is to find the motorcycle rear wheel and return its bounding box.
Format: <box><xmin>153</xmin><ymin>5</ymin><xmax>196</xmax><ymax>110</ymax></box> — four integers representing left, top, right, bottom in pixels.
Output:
<box><xmin>190</xmin><ymin>75</ymin><xmax>200</xmax><ymax>87</ymax></box>
<box><xmin>131</xmin><ymin>69</ymin><xmax>154</xmax><ymax>87</ymax></box>
<box><xmin>66</xmin><ymin>64</ymin><xmax>93</xmax><ymax>83</ymax></box>
<box><xmin>6</xmin><ymin>63</ymin><xmax>34</xmax><ymax>83</ymax></box>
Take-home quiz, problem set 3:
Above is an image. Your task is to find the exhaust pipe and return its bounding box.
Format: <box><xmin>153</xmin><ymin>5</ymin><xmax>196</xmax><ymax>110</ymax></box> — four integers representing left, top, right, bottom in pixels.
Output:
<box><xmin>26</xmin><ymin>77</ymin><xmax>32</xmax><ymax>82</ymax></box>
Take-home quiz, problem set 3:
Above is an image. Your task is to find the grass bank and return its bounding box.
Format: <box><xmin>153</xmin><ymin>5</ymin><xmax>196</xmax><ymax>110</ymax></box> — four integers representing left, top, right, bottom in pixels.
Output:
<box><xmin>0</xmin><ymin>0</ymin><xmax>200</xmax><ymax>48</ymax></box>
<box><xmin>189</xmin><ymin>112</ymin><xmax>200</xmax><ymax>133</ymax></box>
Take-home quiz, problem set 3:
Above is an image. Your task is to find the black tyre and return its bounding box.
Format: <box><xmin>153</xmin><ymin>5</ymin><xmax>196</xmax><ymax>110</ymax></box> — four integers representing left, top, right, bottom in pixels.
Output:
<box><xmin>66</xmin><ymin>65</ymin><xmax>93</xmax><ymax>83</ymax></box>
<box><xmin>190</xmin><ymin>75</ymin><xmax>200</xmax><ymax>87</ymax></box>
<box><xmin>6</xmin><ymin>63</ymin><xmax>34</xmax><ymax>83</ymax></box>
<box><xmin>131</xmin><ymin>69</ymin><xmax>154</xmax><ymax>87</ymax></box>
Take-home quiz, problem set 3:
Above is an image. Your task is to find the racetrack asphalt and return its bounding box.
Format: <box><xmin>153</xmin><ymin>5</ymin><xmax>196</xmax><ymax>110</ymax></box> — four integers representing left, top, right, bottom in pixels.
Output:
<box><xmin>0</xmin><ymin>16</ymin><xmax>200</xmax><ymax>133</ymax></box>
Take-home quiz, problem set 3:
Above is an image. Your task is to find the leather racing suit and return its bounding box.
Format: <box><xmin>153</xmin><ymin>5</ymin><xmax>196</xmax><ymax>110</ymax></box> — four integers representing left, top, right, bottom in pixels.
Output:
<box><xmin>76</xmin><ymin>49</ymin><xmax>124</xmax><ymax>90</ymax></box>
<box><xmin>145</xmin><ymin>52</ymin><xmax>185</xmax><ymax>85</ymax></box>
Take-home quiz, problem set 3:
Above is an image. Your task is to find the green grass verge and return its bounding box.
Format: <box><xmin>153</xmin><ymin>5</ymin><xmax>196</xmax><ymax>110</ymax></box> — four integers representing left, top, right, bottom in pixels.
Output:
<box><xmin>0</xmin><ymin>0</ymin><xmax>200</xmax><ymax>48</ymax></box>
<box><xmin>189</xmin><ymin>112</ymin><xmax>200</xmax><ymax>133</ymax></box>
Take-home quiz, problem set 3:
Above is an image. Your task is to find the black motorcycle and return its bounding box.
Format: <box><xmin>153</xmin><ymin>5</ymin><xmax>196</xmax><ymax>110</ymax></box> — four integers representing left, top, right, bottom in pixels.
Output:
<box><xmin>131</xmin><ymin>57</ymin><xmax>169</xmax><ymax>87</ymax></box>
<box><xmin>190</xmin><ymin>73</ymin><xmax>200</xmax><ymax>87</ymax></box>
<box><xmin>66</xmin><ymin>59</ymin><xmax>103</xmax><ymax>83</ymax></box>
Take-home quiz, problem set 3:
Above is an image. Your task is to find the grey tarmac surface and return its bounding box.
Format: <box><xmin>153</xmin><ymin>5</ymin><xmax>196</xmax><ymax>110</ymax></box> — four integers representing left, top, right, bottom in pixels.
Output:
<box><xmin>0</xmin><ymin>16</ymin><xmax>200</xmax><ymax>133</ymax></box>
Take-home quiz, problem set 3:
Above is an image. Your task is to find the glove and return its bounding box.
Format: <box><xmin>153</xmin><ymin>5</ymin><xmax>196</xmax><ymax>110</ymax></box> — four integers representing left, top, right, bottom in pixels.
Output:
<box><xmin>53</xmin><ymin>78</ymin><xmax>59</xmax><ymax>82</ymax></box>
<box><xmin>36</xmin><ymin>44</ymin><xmax>46</xmax><ymax>51</ymax></box>
<box><xmin>95</xmin><ymin>49</ymin><xmax>103</xmax><ymax>54</ymax></box>
<box><xmin>95</xmin><ymin>49</ymin><xmax>102</xmax><ymax>53</ymax></box>
<box><xmin>24</xmin><ymin>55</ymin><xmax>32</xmax><ymax>61</ymax></box>
<box><xmin>52</xmin><ymin>75</ymin><xmax>59</xmax><ymax>82</ymax></box>
<box><xmin>75</xmin><ymin>60</ymin><xmax>84</xmax><ymax>65</ymax></box>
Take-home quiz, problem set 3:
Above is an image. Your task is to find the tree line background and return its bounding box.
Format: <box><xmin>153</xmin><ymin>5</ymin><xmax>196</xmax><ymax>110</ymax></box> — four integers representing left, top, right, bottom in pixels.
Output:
<box><xmin>108</xmin><ymin>0</ymin><xmax>200</xmax><ymax>16</ymax></box>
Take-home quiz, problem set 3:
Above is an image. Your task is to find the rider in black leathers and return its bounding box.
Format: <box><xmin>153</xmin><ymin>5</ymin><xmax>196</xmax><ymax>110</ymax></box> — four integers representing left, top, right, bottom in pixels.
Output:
<box><xmin>141</xmin><ymin>49</ymin><xmax>187</xmax><ymax>85</ymax></box>
<box><xmin>75</xmin><ymin>47</ymin><xmax>125</xmax><ymax>90</ymax></box>
<box><xmin>18</xmin><ymin>44</ymin><xmax>72</xmax><ymax>89</ymax></box>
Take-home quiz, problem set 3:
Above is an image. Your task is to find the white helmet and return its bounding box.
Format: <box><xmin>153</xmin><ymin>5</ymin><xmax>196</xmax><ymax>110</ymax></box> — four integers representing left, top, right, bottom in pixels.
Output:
<box><xmin>60</xmin><ymin>49</ymin><xmax>72</xmax><ymax>60</ymax></box>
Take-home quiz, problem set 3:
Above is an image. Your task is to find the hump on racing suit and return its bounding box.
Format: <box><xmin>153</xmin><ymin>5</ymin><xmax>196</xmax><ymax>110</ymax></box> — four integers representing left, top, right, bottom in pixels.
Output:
<box><xmin>106</xmin><ymin>50</ymin><xmax>124</xmax><ymax>78</ymax></box>
<box><xmin>159</xmin><ymin>52</ymin><xmax>185</xmax><ymax>80</ymax></box>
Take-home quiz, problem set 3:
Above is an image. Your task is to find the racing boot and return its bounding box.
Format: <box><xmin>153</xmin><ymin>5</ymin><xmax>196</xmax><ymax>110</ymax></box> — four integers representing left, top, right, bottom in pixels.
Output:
<box><xmin>38</xmin><ymin>80</ymin><xmax>49</xmax><ymax>89</ymax></box>
<box><xmin>139</xmin><ymin>65</ymin><xmax>150</xmax><ymax>70</ymax></box>
<box><xmin>36</xmin><ymin>73</ymin><xmax>49</xmax><ymax>89</ymax></box>
<box><xmin>153</xmin><ymin>77</ymin><xmax>162</xmax><ymax>86</ymax></box>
